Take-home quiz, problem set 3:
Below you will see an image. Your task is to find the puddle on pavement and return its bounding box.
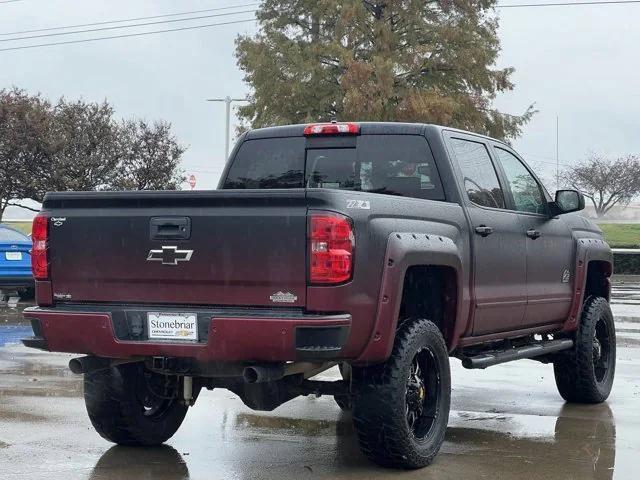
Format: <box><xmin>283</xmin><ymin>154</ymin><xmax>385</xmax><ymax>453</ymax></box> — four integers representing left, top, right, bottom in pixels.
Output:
<box><xmin>0</xmin><ymin>297</ymin><xmax>33</xmax><ymax>319</ymax></box>
<box><xmin>0</xmin><ymin>300</ymin><xmax>34</xmax><ymax>349</ymax></box>
<box><xmin>441</xmin><ymin>403</ymin><xmax>617</xmax><ymax>479</ymax></box>
<box><xmin>0</xmin><ymin>385</ymin><xmax>624</xmax><ymax>480</ymax></box>
<box><xmin>0</xmin><ymin>406</ymin><xmax>49</xmax><ymax>423</ymax></box>
<box><xmin>0</xmin><ymin>343</ymin><xmax>82</xmax><ymax>398</ymax></box>
<box><xmin>234</xmin><ymin>412</ymin><xmax>353</xmax><ymax>437</ymax></box>
<box><xmin>0</xmin><ymin>296</ymin><xmax>631</xmax><ymax>479</ymax></box>
<box><xmin>0</xmin><ymin>309</ymin><xmax>30</xmax><ymax>325</ymax></box>
<box><xmin>0</xmin><ymin>358</ymin><xmax>72</xmax><ymax>378</ymax></box>
<box><xmin>89</xmin><ymin>446</ymin><xmax>190</xmax><ymax>480</ymax></box>
<box><xmin>0</xmin><ymin>378</ymin><xmax>82</xmax><ymax>398</ymax></box>
<box><xmin>209</xmin><ymin>401</ymin><xmax>617</xmax><ymax>478</ymax></box>
<box><xmin>0</xmin><ymin>345</ymin><xmax>71</xmax><ymax>370</ymax></box>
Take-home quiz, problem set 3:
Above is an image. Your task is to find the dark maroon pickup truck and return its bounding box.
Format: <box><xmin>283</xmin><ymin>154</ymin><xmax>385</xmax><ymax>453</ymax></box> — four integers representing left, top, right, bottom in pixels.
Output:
<box><xmin>22</xmin><ymin>122</ymin><xmax>615</xmax><ymax>469</ymax></box>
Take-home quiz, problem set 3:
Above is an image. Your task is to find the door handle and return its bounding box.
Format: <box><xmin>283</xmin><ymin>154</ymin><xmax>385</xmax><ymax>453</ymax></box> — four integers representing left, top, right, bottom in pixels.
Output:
<box><xmin>474</xmin><ymin>225</ymin><xmax>493</xmax><ymax>237</ymax></box>
<box><xmin>526</xmin><ymin>229</ymin><xmax>541</xmax><ymax>239</ymax></box>
<box><xmin>150</xmin><ymin>217</ymin><xmax>191</xmax><ymax>240</ymax></box>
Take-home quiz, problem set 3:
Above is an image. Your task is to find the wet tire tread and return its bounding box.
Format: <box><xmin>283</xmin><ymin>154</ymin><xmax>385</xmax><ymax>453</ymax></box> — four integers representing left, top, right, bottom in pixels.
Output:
<box><xmin>553</xmin><ymin>296</ymin><xmax>616</xmax><ymax>403</ymax></box>
<box><xmin>352</xmin><ymin>319</ymin><xmax>450</xmax><ymax>469</ymax></box>
<box><xmin>84</xmin><ymin>363</ymin><xmax>188</xmax><ymax>446</ymax></box>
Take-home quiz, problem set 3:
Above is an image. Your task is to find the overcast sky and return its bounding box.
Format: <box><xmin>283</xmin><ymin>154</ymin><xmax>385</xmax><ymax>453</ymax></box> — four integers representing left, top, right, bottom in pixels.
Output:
<box><xmin>1</xmin><ymin>0</ymin><xmax>639</xmax><ymax>218</ymax></box>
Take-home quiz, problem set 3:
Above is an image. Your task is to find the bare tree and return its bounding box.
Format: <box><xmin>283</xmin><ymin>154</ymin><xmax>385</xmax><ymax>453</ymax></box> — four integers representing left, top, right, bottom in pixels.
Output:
<box><xmin>41</xmin><ymin>98</ymin><xmax>121</xmax><ymax>194</ymax></box>
<box><xmin>562</xmin><ymin>153</ymin><xmax>640</xmax><ymax>218</ymax></box>
<box><xmin>111</xmin><ymin>120</ymin><xmax>185</xmax><ymax>191</ymax></box>
<box><xmin>0</xmin><ymin>88</ymin><xmax>187</xmax><ymax>222</ymax></box>
<box><xmin>0</xmin><ymin>88</ymin><xmax>51</xmax><ymax>220</ymax></box>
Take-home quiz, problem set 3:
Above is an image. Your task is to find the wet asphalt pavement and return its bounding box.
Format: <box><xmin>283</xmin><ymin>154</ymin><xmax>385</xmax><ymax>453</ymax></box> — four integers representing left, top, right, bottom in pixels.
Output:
<box><xmin>1</xmin><ymin>285</ymin><xmax>639</xmax><ymax>480</ymax></box>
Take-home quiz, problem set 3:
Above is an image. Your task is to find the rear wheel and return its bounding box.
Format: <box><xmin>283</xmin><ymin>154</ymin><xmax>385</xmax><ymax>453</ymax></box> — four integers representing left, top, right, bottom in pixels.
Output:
<box><xmin>553</xmin><ymin>296</ymin><xmax>616</xmax><ymax>403</ymax></box>
<box><xmin>351</xmin><ymin>319</ymin><xmax>450</xmax><ymax>469</ymax></box>
<box><xmin>84</xmin><ymin>363</ymin><xmax>189</xmax><ymax>445</ymax></box>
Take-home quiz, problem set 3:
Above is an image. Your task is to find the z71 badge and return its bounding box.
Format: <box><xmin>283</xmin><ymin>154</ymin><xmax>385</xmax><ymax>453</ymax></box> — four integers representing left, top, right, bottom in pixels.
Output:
<box><xmin>346</xmin><ymin>199</ymin><xmax>370</xmax><ymax>209</ymax></box>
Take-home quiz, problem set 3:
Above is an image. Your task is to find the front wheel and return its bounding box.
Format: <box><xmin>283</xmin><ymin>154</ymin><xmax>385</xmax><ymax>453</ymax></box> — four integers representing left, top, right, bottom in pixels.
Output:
<box><xmin>84</xmin><ymin>363</ymin><xmax>189</xmax><ymax>445</ymax></box>
<box><xmin>553</xmin><ymin>296</ymin><xmax>616</xmax><ymax>403</ymax></box>
<box><xmin>351</xmin><ymin>318</ymin><xmax>451</xmax><ymax>469</ymax></box>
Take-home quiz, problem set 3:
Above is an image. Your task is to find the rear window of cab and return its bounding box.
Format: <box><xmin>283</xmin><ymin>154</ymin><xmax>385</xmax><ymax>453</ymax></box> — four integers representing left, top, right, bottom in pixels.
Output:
<box><xmin>222</xmin><ymin>135</ymin><xmax>445</xmax><ymax>201</ymax></box>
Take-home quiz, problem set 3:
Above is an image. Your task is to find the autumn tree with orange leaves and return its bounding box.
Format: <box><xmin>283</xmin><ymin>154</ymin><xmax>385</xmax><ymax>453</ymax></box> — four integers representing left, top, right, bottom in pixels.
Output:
<box><xmin>236</xmin><ymin>0</ymin><xmax>534</xmax><ymax>139</ymax></box>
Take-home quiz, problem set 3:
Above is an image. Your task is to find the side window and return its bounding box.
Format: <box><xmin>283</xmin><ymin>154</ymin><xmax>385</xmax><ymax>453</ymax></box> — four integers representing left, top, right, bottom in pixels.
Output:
<box><xmin>449</xmin><ymin>138</ymin><xmax>505</xmax><ymax>209</ymax></box>
<box><xmin>494</xmin><ymin>148</ymin><xmax>546</xmax><ymax>215</ymax></box>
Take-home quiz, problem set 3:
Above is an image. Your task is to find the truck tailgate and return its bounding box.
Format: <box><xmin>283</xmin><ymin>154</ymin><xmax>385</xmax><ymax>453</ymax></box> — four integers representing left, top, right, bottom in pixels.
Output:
<box><xmin>44</xmin><ymin>190</ymin><xmax>308</xmax><ymax>307</ymax></box>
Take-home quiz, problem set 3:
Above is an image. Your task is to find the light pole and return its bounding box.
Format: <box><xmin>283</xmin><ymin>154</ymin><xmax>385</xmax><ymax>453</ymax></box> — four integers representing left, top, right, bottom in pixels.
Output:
<box><xmin>206</xmin><ymin>96</ymin><xmax>247</xmax><ymax>160</ymax></box>
<box><xmin>556</xmin><ymin>115</ymin><xmax>560</xmax><ymax>191</ymax></box>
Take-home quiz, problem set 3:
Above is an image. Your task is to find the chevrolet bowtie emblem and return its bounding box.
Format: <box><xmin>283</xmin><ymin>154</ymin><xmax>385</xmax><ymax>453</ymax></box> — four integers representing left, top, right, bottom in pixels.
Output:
<box><xmin>147</xmin><ymin>246</ymin><xmax>193</xmax><ymax>266</ymax></box>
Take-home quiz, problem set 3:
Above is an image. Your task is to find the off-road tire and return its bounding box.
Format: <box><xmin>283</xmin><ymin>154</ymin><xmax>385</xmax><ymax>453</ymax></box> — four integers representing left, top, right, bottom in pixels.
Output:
<box><xmin>553</xmin><ymin>296</ymin><xmax>616</xmax><ymax>403</ymax></box>
<box><xmin>351</xmin><ymin>318</ymin><xmax>451</xmax><ymax>469</ymax></box>
<box><xmin>84</xmin><ymin>363</ymin><xmax>189</xmax><ymax>446</ymax></box>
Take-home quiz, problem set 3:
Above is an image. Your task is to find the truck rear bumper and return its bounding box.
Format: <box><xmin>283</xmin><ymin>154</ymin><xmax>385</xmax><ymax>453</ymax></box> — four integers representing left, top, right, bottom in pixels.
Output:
<box><xmin>22</xmin><ymin>306</ymin><xmax>351</xmax><ymax>362</ymax></box>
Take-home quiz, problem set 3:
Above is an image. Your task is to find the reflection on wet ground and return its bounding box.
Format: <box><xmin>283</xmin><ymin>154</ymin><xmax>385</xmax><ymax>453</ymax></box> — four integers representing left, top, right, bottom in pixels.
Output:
<box><xmin>0</xmin><ymin>296</ymin><xmax>33</xmax><ymax>349</ymax></box>
<box><xmin>0</xmin><ymin>325</ymin><xmax>32</xmax><ymax>348</ymax></box>
<box><xmin>0</xmin><ymin>301</ymin><xmax>81</xmax><ymax>400</ymax></box>
<box><xmin>90</xmin><ymin>446</ymin><xmax>190</xmax><ymax>480</ymax></box>
<box><xmin>0</xmin><ymin>299</ymin><xmax>638</xmax><ymax>479</ymax></box>
<box><xmin>1</xmin><ymin>342</ymin><xmax>636</xmax><ymax>479</ymax></box>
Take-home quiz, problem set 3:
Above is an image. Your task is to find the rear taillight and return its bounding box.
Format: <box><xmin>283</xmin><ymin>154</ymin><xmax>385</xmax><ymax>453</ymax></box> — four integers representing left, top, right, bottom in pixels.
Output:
<box><xmin>309</xmin><ymin>213</ymin><xmax>354</xmax><ymax>284</ymax></box>
<box><xmin>303</xmin><ymin>122</ymin><xmax>360</xmax><ymax>136</ymax></box>
<box><xmin>31</xmin><ymin>214</ymin><xmax>49</xmax><ymax>280</ymax></box>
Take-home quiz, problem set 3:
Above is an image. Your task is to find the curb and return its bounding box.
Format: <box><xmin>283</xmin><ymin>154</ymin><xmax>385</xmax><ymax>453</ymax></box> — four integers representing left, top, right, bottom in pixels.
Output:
<box><xmin>615</xmin><ymin>316</ymin><xmax>640</xmax><ymax>324</ymax></box>
<box><xmin>612</xmin><ymin>274</ymin><xmax>640</xmax><ymax>283</ymax></box>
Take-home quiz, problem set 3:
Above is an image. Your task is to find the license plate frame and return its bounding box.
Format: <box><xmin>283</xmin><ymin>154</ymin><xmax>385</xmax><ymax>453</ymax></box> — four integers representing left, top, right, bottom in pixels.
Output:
<box><xmin>147</xmin><ymin>312</ymin><xmax>198</xmax><ymax>342</ymax></box>
<box><xmin>5</xmin><ymin>251</ymin><xmax>22</xmax><ymax>261</ymax></box>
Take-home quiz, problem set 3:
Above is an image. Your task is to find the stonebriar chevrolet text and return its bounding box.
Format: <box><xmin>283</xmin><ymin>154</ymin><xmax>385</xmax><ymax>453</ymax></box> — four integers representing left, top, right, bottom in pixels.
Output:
<box><xmin>22</xmin><ymin>122</ymin><xmax>615</xmax><ymax>469</ymax></box>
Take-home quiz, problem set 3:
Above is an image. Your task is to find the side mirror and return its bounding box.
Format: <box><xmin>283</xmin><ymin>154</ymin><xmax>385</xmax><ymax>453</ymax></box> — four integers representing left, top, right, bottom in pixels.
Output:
<box><xmin>550</xmin><ymin>189</ymin><xmax>585</xmax><ymax>215</ymax></box>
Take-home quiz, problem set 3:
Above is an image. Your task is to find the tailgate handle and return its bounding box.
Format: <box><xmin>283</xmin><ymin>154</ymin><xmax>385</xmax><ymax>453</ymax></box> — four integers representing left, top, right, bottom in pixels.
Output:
<box><xmin>150</xmin><ymin>217</ymin><xmax>191</xmax><ymax>240</ymax></box>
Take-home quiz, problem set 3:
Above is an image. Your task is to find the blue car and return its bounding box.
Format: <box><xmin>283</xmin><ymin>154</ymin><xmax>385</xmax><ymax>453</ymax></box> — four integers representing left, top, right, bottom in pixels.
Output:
<box><xmin>0</xmin><ymin>224</ymin><xmax>33</xmax><ymax>291</ymax></box>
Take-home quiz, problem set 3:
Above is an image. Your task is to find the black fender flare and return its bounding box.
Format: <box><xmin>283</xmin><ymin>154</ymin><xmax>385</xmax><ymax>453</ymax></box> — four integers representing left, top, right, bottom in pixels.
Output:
<box><xmin>564</xmin><ymin>237</ymin><xmax>613</xmax><ymax>331</ymax></box>
<box><xmin>355</xmin><ymin>232</ymin><xmax>467</xmax><ymax>363</ymax></box>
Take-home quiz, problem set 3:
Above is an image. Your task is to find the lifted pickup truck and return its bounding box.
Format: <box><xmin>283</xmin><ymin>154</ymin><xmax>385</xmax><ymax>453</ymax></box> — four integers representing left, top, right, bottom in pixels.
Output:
<box><xmin>22</xmin><ymin>122</ymin><xmax>615</xmax><ymax>469</ymax></box>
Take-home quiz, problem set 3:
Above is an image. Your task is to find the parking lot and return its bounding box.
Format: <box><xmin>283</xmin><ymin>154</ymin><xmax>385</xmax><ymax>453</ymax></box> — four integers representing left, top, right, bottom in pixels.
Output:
<box><xmin>0</xmin><ymin>282</ymin><xmax>638</xmax><ymax>480</ymax></box>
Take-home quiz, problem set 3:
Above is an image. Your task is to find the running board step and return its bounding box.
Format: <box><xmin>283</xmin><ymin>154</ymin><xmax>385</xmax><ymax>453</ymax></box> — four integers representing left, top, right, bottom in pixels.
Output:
<box><xmin>461</xmin><ymin>338</ymin><xmax>574</xmax><ymax>369</ymax></box>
